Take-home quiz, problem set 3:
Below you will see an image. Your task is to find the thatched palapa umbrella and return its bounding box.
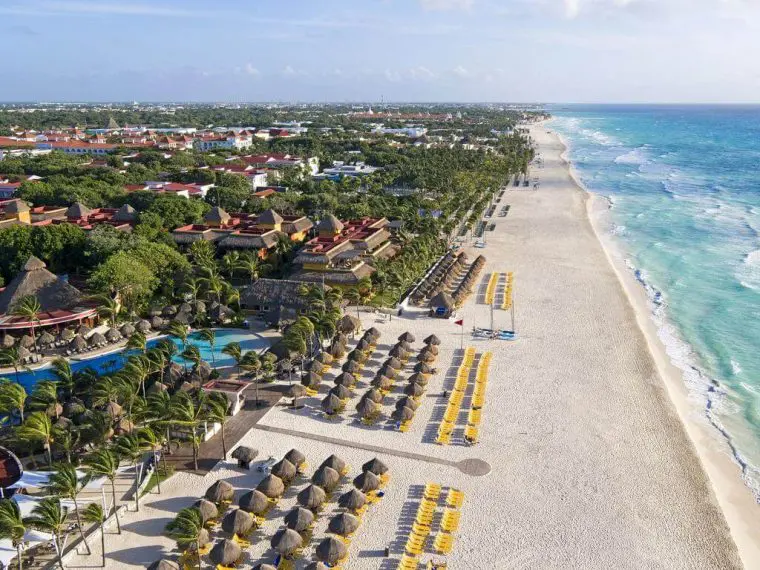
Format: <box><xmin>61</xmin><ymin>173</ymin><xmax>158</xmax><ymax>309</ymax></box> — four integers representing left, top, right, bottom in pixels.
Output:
<box><xmin>404</xmin><ymin>383</ymin><xmax>425</xmax><ymax>397</ymax></box>
<box><xmin>257</xmin><ymin>474</ymin><xmax>285</xmax><ymax>499</ymax></box>
<box><xmin>297</xmin><ymin>484</ymin><xmax>326</xmax><ymax>510</ymax></box>
<box><xmin>388</xmin><ymin>346</ymin><xmax>407</xmax><ymax>360</ymax></box>
<box><xmin>424</xmin><ymin>334</ymin><xmax>441</xmax><ymax>346</ymax></box>
<box><xmin>205</xmin><ymin>480</ymin><xmax>234</xmax><ymax>503</ymax></box>
<box><xmin>337</xmin><ymin>315</ymin><xmax>361</xmax><ymax>334</ymax></box>
<box><xmin>271</xmin><ymin>458</ymin><xmax>297</xmax><ymax>482</ymax></box>
<box><xmin>342</xmin><ymin>360</ymin><xmax>361</xmax><ymax>375</ymax></box>
<box><xmin>315</xmin><ymin>352</ymin><xmax>332</xmax><ymax>365</ymax></box>
<box><xmin>252</xmin><ymin>564</ymin><xmax>277</xmax><ymax>570</ymax></box>
<box><xmin>398</xmin><ymin>332</ymin><xmax>415</xmax><ymax>343</ymax></box>
<box><xmin>384</xmin><ymin>357</ymin><xmax>402</xmax><ymax>370</ymax></box>
<box><xmin>120</xmin><ymin>322</ymin><xmax>135</xmax><ymax>337</ymax></box>
<box><xmin>346</xmin><ymin>349</ymin><xmax>365</xmax><ymax>364</ymax></box>
<box><xmin>330</xmin><ymin>384</ymin><xmax>351</xmax><ymax>400</ymax></box>
<box><xmin>356</xmin><ymin>398</ymin><xmax>379</xmax><ymax>419</ymax></box>
<box><xmin>328</xmin><ymin>513</ymin><xmax>360</xmax><ymax>537</ymax></box>
<box><xmin>209</xmin><ymin>539</ymin><xmax>241</xmax><ymax>567</ymax></box>
<box><xmin>301</xmin><ymin>372</ymin><xmax>321</xmax><ymax>389</ymax></box>
<box><xmin>363</xmin><ymin>388</ymin><xmax>384</xmax><ymax>404</ymax></box>
<box><xmin>338</xmin><ymin>488</ymin><xmax>367</xmax><ymax>512</ymax></box>
<box><xmin>222</xmin><ymin>508</ymin><xmax>253</xmax><ymax>537</ymax></box>
<box><xmin>59</xmin><ymin>328</ymin><xmax>75</xmax><ymax>341</ymax></box>
<box><xmin>311</xmin><ymin>465</ymin><xmax>340</xmax><ymax>491</ymax></box>
<box><xmin>284</xmin><ymin>506</ymin><xmax>314</xmax><ymax>532</ymax></box>
<box><xmin>105</xmin><ymin>328</ymin><xmax>121</xmax><ymax>342</ymax></box>
<box><xmin>353</xmin><ymin>470</ymin><xmax>380</xmax><ymax>492</ymax></box>
<box><xmin>392</xmin><ymin>406</ymin><xmax>414</xmax><ymax>422</ymax></box>
<box><xmin>362</xmin><ymin>457</ymin><xmax>389</xmax><ymax>475</ymax></box>
<box><xmin>396</xmin><ymin>396</ymin><xmax>419</xmax><ymax>411</ymax></box>
<box><xmin>148</xmin><ymin>560</ymin><xmax>180</xmax><ymax>570</ymax></box>
<box><xmin>239</xmin><ymin>489</ymin><xmax>269</xmax><ymax>515</ymax></box>
<box><xmin>19</xmin><ymin>335</ymin><xmax>34</xmax><ymax>349</ymax></box>
<box><xmin>136</xmin><ymin>319</ymin><xmax>151</xmax><ymax>333</ymax></box>
<box><xmin>394</xmin><ymin>340</ymin><xmax>412</xmax><ymax>352</ymax></box>
<box><xmin>408</xmin><ymin>373</ymin><xmax>428</xmax><ymax>386</ymax></box>
<box><xmin>305</xmin><ymin>562</ymin><xmax>329</xmax><ymax>570</ymax></box>
<box><xmin>320</xmin><ymin>454</ymin><xmax>346</xmax><ymax>475</ymax></box>
<box><xmin>76</xmin><ymin>324</ymin><xmax>91</xmax><ymax>336</ymax></box>
<box><xmin>284</xmin><ymin>449</ymin><xmax>306</xmax><ymax>470</ymax></box>
<box><xmin>89</xmin><ymin>332</ymin><xmax>105</xmax><ymax>346</ymax></box>
<box><xmin>417</xmin><ymin>351</ymin><xmax>436</xmax><ymax>363</ymax></box>
<box><xmin>271</xmin><ymin>528</ymin><xmax>303</xmax><ymax>556</ymax></box>
<box><xmin>414</xmin><ymin>362</ymin><xmax>433</xmax><ymax>374</ymax></box>
<box><xmin>334</xmin><ymin>372</ymin><xmax>356</xmax><ymax>387</ymax></box>
<box><xmin>150</xmin><ymin>316</ymin><xmax>165</xmax><ymax>329</ymax></box>
<box><xmin>322</xmin><ymin>393</ymin><xmax>343</xmax><ymax>414</ymax></box>
<box><xmin>365</xmin><ymin>327</ymin><xmax>380</xmax><ymax>339</ymax></box>
<box><xmin>38</xmin><ymin>331</ymin><xmax>55</xmax><ymax>347</ymax></box>
<box><xmin>378</xmin><ymin>364</ymin><xmax>396</xmax><ymax>379</ymax></box>
<box><xmin>371</xmin><ymin>375</ymin><xmax>393</xmax><ymax>391</ymax></box>
<box><xmin>316</xmin><ymin>536</ymin><xmax>347</xmax><ymax>565</ymax></box>
<box><xmin>231</xmin><ymin>446</ymin><xmax>258</xmax><ymax>464</ymax></box>
<box><xmin>355</xmin><ymin>338</ymin><xmax>371</xmax><ymax>353</ymax></box>
<box><xmin>287</xmin><ymin>384</ymin><xmax>307</xmax><ymax>406</ymax></box>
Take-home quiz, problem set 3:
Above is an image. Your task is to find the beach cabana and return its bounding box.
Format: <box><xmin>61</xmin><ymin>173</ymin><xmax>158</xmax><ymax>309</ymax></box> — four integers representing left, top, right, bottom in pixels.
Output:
<box><xmin>271</xmin><ymin>528</ymin><xmax>303</xmax><ymax>556</ymax></box>
<box><xmin>312</xmin><ymin>465</ymin><xmax>340</xmax><ymax>491</ymax></box>
<box><xmin>362</xmin><ymin>457</ymin><xmax>389</xmax><ymax>476</ymax></box>
<box><xmin>320</xmin><ymin>454</ymin><xmax>347</xmax><ymax>475</ymax></box>
<box><xmin>353</xmin><ymin>470</ymin><xmax>380</xmax><ymax>492</ymax></box>
<box><xmin>257</xmin><ymin>474</ymin><xmax>285</xmax><ymax>499</ymax></box>
<box><xmin>338</xmin><ymin>488</ymin><xmax>367</xmax><ymax>512</ymax></box>
<box><xmin>271</xmin><ymin>458</ymin><xmax>297</xmax><ymax>482</ymax></box>
<box><xmin>209</xmin><ymin>539</ymin><xmax>241</xmax><ymax>568</ymax></box>
<box><xmin>328</xmin><ymin>513</ymin><xmax>360</xmax><ymax>537</ymax></box>
<box><xmin>222</xmin><ymin>508</ymin><xmax>254</xmax><ymax>537</ymax></box>
<box><xmin>231</xmin><ymin>446</ymin><xmax>258</xmax><ymax>469</ymax></box>
<box><xmin>205</xmin><ymin>480</ymin><xmax>234</xmax><ymax>504</ymax></box>
<box><xmin>239</xmin><ymin>490</ymin><xmax>269</xmax><ymax>515</ymax></box>
<box><xmin>284</xmin><ymin>506</ymin><xmax>314</xmax><ymax>532</ymax></box>
<box><xmin>429</xmin><ymin>292</ymin><xmax>455</xmax><ymax>318</ymax></box>
<box><xmin>316</xmin><ymin>537</ymin><xmax>348</xmax><ymax>565</ymax></box>
<box><xmin>297</xmin><ymin>484</ymin><xmax>327</xmax><ymax>510</ymax></box>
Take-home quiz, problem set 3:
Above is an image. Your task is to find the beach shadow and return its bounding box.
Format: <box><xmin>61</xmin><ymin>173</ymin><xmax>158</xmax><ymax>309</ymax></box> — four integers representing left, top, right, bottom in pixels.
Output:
<box><xmin>107</xmin><ymin>544</ymin><xmax>169</xmax><ymax>565</ymax></box>
<box><xmin>144</xmin><ymin>495</ymin><xmax>197</xmax><ymax>512</ymax></box>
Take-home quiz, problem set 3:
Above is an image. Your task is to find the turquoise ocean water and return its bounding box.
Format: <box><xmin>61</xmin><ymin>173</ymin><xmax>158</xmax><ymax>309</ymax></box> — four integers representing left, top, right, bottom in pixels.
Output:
<box><xmin>549</xmin><ymin>105</ymin><xmax>760</xmax><ymax>497</ymax></box>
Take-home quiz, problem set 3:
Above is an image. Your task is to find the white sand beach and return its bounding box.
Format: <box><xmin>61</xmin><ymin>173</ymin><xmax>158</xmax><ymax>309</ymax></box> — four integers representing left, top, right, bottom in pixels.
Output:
<box><xmin>66</xmin><ymin>124</ymin><xmax>755</xmax><ymax>570</ymax></box>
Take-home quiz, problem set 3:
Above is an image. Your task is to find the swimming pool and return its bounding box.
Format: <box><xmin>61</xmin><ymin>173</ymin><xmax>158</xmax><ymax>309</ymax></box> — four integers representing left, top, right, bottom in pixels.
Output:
<box><xmin>3</xmin><ymin>329</ymin><xmax>272</xmax><ymax>391</ymax></box>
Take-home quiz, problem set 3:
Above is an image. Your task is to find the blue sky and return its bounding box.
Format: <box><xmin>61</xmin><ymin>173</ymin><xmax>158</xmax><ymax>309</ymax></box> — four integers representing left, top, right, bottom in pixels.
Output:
<box><xmin>2</xmin><ymin>0</ymin><xmax>760</xmax><ymax>103</ymax></box>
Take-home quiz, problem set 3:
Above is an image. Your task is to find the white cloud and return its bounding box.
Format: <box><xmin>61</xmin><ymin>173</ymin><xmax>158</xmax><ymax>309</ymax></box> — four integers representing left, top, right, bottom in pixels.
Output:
<box><xmin>243</xmin><ymin>63</ymin><xmax>260</xmax><ymax>76</ymax></box>
<box><xmin>561</xmin><ymin>0</ymin><xmax>643</xmax><ymax>19</ymax></box>
<box><xmin>452</xmin><ymin>65</ymin><xmax>470</xmax><ymax>77</ymax></box>
<box><xmin>282</xmin><ymin>65</ymin><xmax>296</xmax><ymax>76</ymax></box>
<box><xmin>419</xmin><ymin>0</ymin><xmax>474</xmax><ymax>11</ymax></box>
<box><xmin>408</xmin><ymin>66</ymin><xmax>436</xmax><ymax>80</ymax></box>
<box><xmin>384</xmin><ymin>70</ymin><xmax>402</xmax><ymax>83</ymax></box>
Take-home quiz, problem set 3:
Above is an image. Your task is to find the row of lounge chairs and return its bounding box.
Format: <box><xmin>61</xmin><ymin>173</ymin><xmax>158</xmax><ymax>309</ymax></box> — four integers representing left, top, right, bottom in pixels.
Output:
<box><xmin>437</xmin><ymin>347</ymin><xmax>476</xmax><ymax>445</ymax></box>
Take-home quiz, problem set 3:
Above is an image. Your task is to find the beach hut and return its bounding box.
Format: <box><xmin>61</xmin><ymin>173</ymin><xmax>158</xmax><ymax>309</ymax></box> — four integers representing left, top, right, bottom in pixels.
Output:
<box><xmin>312</xmin><ymin>465</ymin><xmax>340</xmax><ymax>491</ymax></box>
<box><xmin>338</xmin><ymin>488</ymin><xmax>367</xmax><ymax>512</ymax></box>
<box><xmin>222</xmin><ymin>508</ymin><xmax>253</xmax><ymax>537</ymax></box>
<box><xmin>328</xmin><ymin>513</ymin><xmax>360</xmax><ymax>537</ymax></box>
<box><xmin>205</xmin><ymin>480</ymin><xmax>234</xmax><ymax>504</ymax></box>
<box><xmin>257</xmin><ymin>474</ymin><xmax>285</xmax><ymax>499</ymax></box>
<box><xmin>423</xmin><ymin>334</ymin><xmax>441</xmax><ymax>346</ymax></box>
<box><xmin>334</xmin><ymin>372</ymin><xmax>356</xmax><ymax>387</ymax></box>
<box><xmin>136</xmin><ymin>320</ymin><xmax>151</xmax><ymax>333</ymax></box>
<box><xmin>429</xmin><ymin>291</ymin><xmax>455</xmax><ymax>318</ymax></box>
<box><xmin>395</xmin><ymin>396</ymin><xmax>420</xmax><ymax>411</ymax></box>
<box><xmin>209</xmin><ymin>539</ymin><xmax>241</xmax><ymax>568</ymax></box>
<box><xmin>297</xmin><ymin>484</ymin><xmax>327</xmax><ymax>510</ymax></box>
<box><xmin>284</xmin><ymin>506</ymin><xmax>314</xmax><ymax>532</ymax></box>
<box><xmin>364</xmin><ymin>388</ymin><xmax>384</xmax><ymax>404</ymax></box>
<box><xmin>384</xmin><ymin>357</ymin><xmax>403</xmax><ymax>370</ymax></box>
<box><xmin>362</xmin><ymin>457</ymin><xmax>389</xmax><ymax>476</ymax></box>
<box><xmin>239</xmin><ymin>489</ymin><xmax>269</xmax><ymax>515</ymax></box>
<box><xmin>271</xmin><ymin>458</ymin><xmax>297</xmax><ymax>482</ymax></box>
<box><xmin>330</xmin><ymin>384</ymin><xmax>351</xmax><ymax>400</ymax></box>
<box><xmin>322</xmin><ymin>393</ymin><xmax>343</xmax><ymax>415</ymax></box>
<box><xmin>315</xmin><ymin>536</ymin><xmax>348</xmax><ymax>565</ymax></box>
<box><xmin>105</xmin><ymin>328</ymin><xmax>121</xmax><ymax>342</ymax></box>
<box><xmin>195</xmin><ymin>499</ymin><xmax>218</xmax><ymax>524</ymax></box>
<box><xmin>284</xmin><ymin>449</ymin><xmax>306</xmax><ymax>471</ymax></box>
<box><xmin>320</xmin><ymin>454</ymin><xmax>347</xmax><ymax>475</ymax></box>
<box><xmin>392</xmin><ymin>407</ymin><xmax>415</xmax><ymax>422</ymax></box>
<box><xmin>148</xmin><ymin>560</ymin><xmax>180</xmax><ymax>570</ymax></box>
<box><xmin>353</xmin><ymin>470</ymin><xmax>380</xmax><ymax>492</ymax></box>
<box><xmin>398</xmin><ymin>332</ymin><xmax>415</xmax><ymax>343</ymax></box>
<box><xmin>404</xmin><ymin>383</ymin><xmax>425</xmax><ymax>397</ymax></box>
<box><xmin>371</xmin><ymin>375</ymin><xmax>393</xmax><ymax>391</ymax></box>
<box><xmin>271</xmin><ymin>528</ymin><xmax>303</xmax><ymax>556</ymax></box>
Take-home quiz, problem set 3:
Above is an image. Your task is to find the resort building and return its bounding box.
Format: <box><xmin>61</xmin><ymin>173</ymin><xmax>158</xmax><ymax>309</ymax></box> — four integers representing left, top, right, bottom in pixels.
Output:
<box><xmin>0</xmin><ymin>199</ymin><xmax>31</xmax><ymax>229</ymax></box>
<box><xmin>290</xmin><ymin>215</ymin><xmax>394</xmax><ymax>287</ymax></box>
<box><xmin>313</xmin><ymin>162</ymin><xmax>380</xmax><ymax>181</ymax></box>
<box><xmin>16</xmin><ymin>202</ymin><xmax>139</xmax><ymax>232</ymax></box>
<box><xmin>240</xmin><ymin>278</ymin><xmax>314</xmax><ymax>326</ymax></box>
<box><xmin>172</xmin><ymin>207</ymin><xmax>313</xmax><ymax>256</ymax></box>
<box><xmin>0</xmin><ymin>256</ymin><xmax>97</xmax><ymax>333</ymax></box>
<box><xmin>124</xmin><ymin>181</ymin><xmax>213</xmax><ymax>199</ymax></box>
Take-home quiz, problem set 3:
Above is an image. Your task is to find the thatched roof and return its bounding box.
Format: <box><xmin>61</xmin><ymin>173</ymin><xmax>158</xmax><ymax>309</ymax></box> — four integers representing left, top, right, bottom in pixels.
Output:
<box><xmin>315</xmin><ymin>536</ymin><xmax>347</xmax><ymax>564</ymax></box>
<box><xmin>429</xmin><ymin>291</ymin><xmax>455</xmax><ymax>309</ymax></box>
<box><xmin>284</xmin><ymin>448</ymin><xmax>306</xmax><ymax>468</ymax></box>
<box><xmin>66</xmin><ymin>202</ymin><xmax>90</xmax><ymax>219</ymax></box>
<box><xmin>297</xmin><ymin>484</ymin><xmax>326</xmax><ymax>510</ymax></box>
<box><xmin>321</xmin><ymin>393</ymin><xmax>342</xmax><ymax>414</ymax></box>
<box><xmin>355</xmin><ymin>339</ymin><xmax>371</xmax><ymax>352</ymax></box>
<box><xmin>328</xmin><ymin>513</ymin><xmax>360</xmax><ymax>536</ymax></box>
<box><xmin>305</xmin><ymin>562</ymin><xmax>329</xmax><ymax>570</ymax></box>
<box><xmin>205</xmin><ymin>206</ymin><xmax>231</xmax><ymax>225</ymax></box>
<box><xmin>195</xmin><ymin>499</ymin><xmax>219</xmax><ymax>524</ymax></box>
<box><xmin>257</xmin><ymin>208</ymin><xmax>284</xmax><ymax>225</ymax></box>
<box><xmin>147</xmin><ymin>560</ymin><xmax>180</xmax><ymax>570</ymax></box>
<box><xmin>424</xmin><ymin>334</ymin><xmax>441</xmax><ymax>345</ymax></box>
<box><xmin>301</xmin><ymin>372</ymin><xmax>321</xmax><ymax>389</ymax></box>
<box><xmin>356</xmin><ymin>397</ymin><xmax>379</xmax><ymax>419</ymax></box>
<box><xmin>271</xmin><ymin>458</ymin><xmax>297</xmax><ymax>481</ymax></box>
<box><xmin>329</xmin><ymin>384</ymin><xmax>351</xmax><ymax>400</ymax></box>
<box><xmin>315</xmin><ymin>352</ymin><xmax>332</xmax><ymax>364</ymax></box>
<box><xmin>383</xmin><ymin>357</ymin><xmax>402</xmax><ymax>370</ymax></box>
<box><xmin>205</xmin><ymin>480</ymin><xmax>234</xmax><ymax>503</ymax></box>
<box><xmin>338</xmin><ymin>488</ymin><xmax>367</xmax><ymax>511</ymax></box>
<box><xmin>353</xmin><ymin>470</ymin><xmax>380</xmax><ymax>492</ymax></box>
<box><xmin>370</xmin><ymin>375</ymin><xmax>393</xmax><ymax>390</ymax></box>
<box><xmin>342</xmin><ymin>360</ymin><xmax>361</xmax><ymax>374</ymax></box>
<box><xmin>311</xmin><ymin>465</ymin><xmax>340</xmax><ymax>491</ymax></box>
<box><xmin>365</xmin><ymin>327</ymin><xmax>380</xmax><ymax>338</ymax></box>
<box><xmin>284</xmin><ymin>506</ymin><xmax>314</xmax><ymax>532</ymax></box>
<box><xmin>398</xmin><ymin>332</ymin><xmax>415</xmax><ymax>343</ymax></box>
<box><xmin>287</xmin><ymin>384</ymin><xmax>307</xmax><ymax>398</ymax></box>
<box><xmin>120</xmin><ymin>323</ymin><xmax>135</xmax><ymax>337</ymax></box>
<box><xmin>253</xmin><ymin>564</ymin><xmax>278</xmax><ymax>570</ymax></box>
<box><xmin>232</xmin><ymin>446</ymin><xmax>258</xmax><ymax>463</ymax></box>
<box><xmin>363</xmin><ymin>388</ymin><xmax>384</xmax><ymax>404</ymax></box>
<box><xmin>334</xmin><ymin>372</ymin><xmax>356</xmax><ymax>387</ymax></box>
<box><xmin>337</xmin><ymin>314</ymin><xmax>361</xmax><ymax>334</ymax></box>
<box><xmin>317</xmin><ymin>214</ymin><xmax>344</xmax><ymax>234</ymax></box>
<box><xmin>238</xmin><ymin>489</ymin><xmax>268</xmax><ymax>515</ymax></box>
<box><xmin>404</xmin><ymin>382</ymin><xmax>424</xmax><ymax>397</ymax></box>
<box><xmin>89</xmin><ymin>332</ymin><xmax>105</xmax><ymax>345</ymax></box>
<box><xmin>136</xmin><ymin>320</ymin><xmax>151</xmax><ymax>333</ymax></box>
<box><xmin>388</xmin><ymin>346</ymin><xmax>407</xmax><ymax>359</ymax></box>
<box><xmin>257</xmin><ymin>474</ymin><xmax>285</xmax><ymax>498</ymax></box>
<box><xmin>2</xmin><ymin>335</ymin><xmax>16</xmax><ymax>348</ymax></box>
<box><xmin>320</xmin><ymin>454</ymin><xmax>346</xmax><ymax>475</ymax></box>
<box><xmin>209</xmin><ymin>539</ymin><xmax>241</xmax><ymax>566</ymax></box>
<box><xmin>105</xmin><ymin>328</ymin><xmax>121</xmax><ymax>342</ymax></box>
<box><xmin>38</xmin><ymin>331</ymin><xmax>55</xmax><ymax>345</ymax></box>
<box><xmin>222</xmin><ymin>508</ymin><xmax>253</xmax><ymax>536</ymax></box>
<box><xmin>241</xmin><ymin>279</ymin><xmax>312</xmax><ymax>313</ymax></box>
<box><xmin>408</xmin><ymin>373</ymin><xmax>428</xmax><ymax>386</ymax></box>
<box><xmin>413</xmin><ymin>362</ymin><xmax>433</xmax><ymax>374</ymax></box>
<box><xmin>362</xmin><ymin>457</ymin><xmax>389</xmax><ymax>475</ymax></box>
<box><xmin>392</xmin><ymin>406</ymin><xmax>414</xmax><ymax>421</ymax></box>
<box><xmin>270</xmin><ymin>528</ymin><xmax>303</xmax><ymax>555</ymax></box>
<box><xmin>0</xmin><ymin>256</ymin><xmax>84</xmax><ymax>314</ymax></box>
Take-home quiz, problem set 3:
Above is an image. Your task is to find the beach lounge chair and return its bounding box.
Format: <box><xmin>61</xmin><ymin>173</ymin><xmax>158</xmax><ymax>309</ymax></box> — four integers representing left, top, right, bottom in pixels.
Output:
<box><xmin>441</xmin><ymin>509</ymin><xmax>460</xmax><ymax>533</ymax></box>
<box><xmin>433</xmin><ymin>533</ymin><xmax>454</xmax><ymax>554</ymax></box>
<box><xmin>399</xmin><ymin>554</ymin><xmax>420</xmax><ymax>570</ymax></box>
<box><xmin>446</xmin><ymin>489</ymin><xmax>464</xmax><ymax>509</ymax></box>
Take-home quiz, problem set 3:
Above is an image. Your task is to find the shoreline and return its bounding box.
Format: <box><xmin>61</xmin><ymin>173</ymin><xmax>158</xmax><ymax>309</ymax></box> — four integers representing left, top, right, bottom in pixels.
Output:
<box><xmin>546</xmin><ymin>123</ymin><xmax>760</xmax><ymax>567</ymax></box>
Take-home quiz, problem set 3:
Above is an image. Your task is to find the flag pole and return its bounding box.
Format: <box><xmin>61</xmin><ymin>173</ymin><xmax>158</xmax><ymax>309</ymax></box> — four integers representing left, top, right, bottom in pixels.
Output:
<box><xmin>460</xmin><ymin>318</ymin><xmax>464</xmax><ymax>350</ymax></box>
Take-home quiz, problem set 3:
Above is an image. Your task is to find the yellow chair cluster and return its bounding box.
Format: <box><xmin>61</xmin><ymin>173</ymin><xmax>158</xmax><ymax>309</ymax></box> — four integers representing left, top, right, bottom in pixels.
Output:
<box><xmin>436</xmin><ymin>347</ymin><xmax>476</xmax><ymax>445</ymax></box>
<box><xmin>484</xmin><ymin>272</ymin><xmax>499</xmax><ymax>305</ymax></box>
<box><xmin>465</xmin><ymin>352</ymin><xmax>492</xmax><ymax>444</ymax></box>
<box><xmin>500</xmin><ymin>272</ymin><xmax>514</xmax><ymax>310</ymax></box>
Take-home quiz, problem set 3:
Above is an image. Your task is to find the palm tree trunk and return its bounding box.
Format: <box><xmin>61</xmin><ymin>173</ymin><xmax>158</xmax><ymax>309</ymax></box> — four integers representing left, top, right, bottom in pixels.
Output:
<box><xmin>133</xmin><ymin>463</ymin><xmax>140</xmax><ymax>511</ymax></box>
<box><xmin>192</xmin><ymin>427</ymin><xmax>199</xmax><ymax>471</ymax></box>
<box><xmin>196</xmin><ymin>538</ymin><xmax>202</xmax><ymax>570</ymax></box>
<box><xmin>44</xmin><ymin>443</ymin><xmax>52</xmax><ymax>466</ymax></box>
<box><xmin>153</xmin><ymin>449</ymin><xmax>161</xmax><ymax>494</ymax></box>
<box><xmin>16</xmin><ymin>543</ymin><xmax>23</xmax><ymax>570</ymax></box>
<box><xmin>165</xmin><ymin>427</ymin><xmax>173</xmax><ymax>456</ymax></box>
<box><xmin>53</xmin><ymin>533</ymin><xmax>65</xmax><ymax>570</ymax></box>
<box><xmin>99</xmin><ymin>520</ymin><xmax>105</xmax><ymax>567</ymax></box>
<box><xmin>110</xmin><ymin>480</ymin><xmax>121</xmax><ymax>534</ymax></box>
<box><xmin>73</xmin><ymin>497</ymin><xmax>91</xmax><ymax>555</ymax></box>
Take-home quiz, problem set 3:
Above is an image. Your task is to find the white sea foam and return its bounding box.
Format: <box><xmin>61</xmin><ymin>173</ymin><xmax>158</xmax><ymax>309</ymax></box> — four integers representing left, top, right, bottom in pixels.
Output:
<box><xmin>614</xmin><ymin>146</ymin><xmax>650</xmax><ymax>165</ymax></box>
<box><xmin>737</xmin><ymin>249</ymin><xmax>760</xmax><ymax>291</ymax></box>
<box><xmin>732</xmin><ymin>361</ymin><xmax>744</xmax><ymax>376</ymax></box>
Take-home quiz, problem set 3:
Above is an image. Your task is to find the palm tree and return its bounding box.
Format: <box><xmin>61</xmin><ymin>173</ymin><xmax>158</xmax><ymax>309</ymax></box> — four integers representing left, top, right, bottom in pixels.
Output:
<box><xmin>0</xmin><ymin>347</ymin><xmax>26</xmax><ymax>385</ymax></box>
<box><xmin>170</xmin><ymin>391</ymin><xmax>207</xmax><ymax>472</ymax></box>
<box><xmin>165</xmin><ymin>507</ymin><xmax>205</xmax><ymax>570</ymax></box>
<box><xmin>196</xmin><ymin>329</ymin><xmax>216</xmax><ymax>369</ymax></box>
<box><xmin>46</xmin><ymin>464</ymin><xmax>91</xmax><ymax>555</ymax></box>
<box><xmin>146</xmin><ymin>391</ymin><xmax>174</xmax><ymax>457</ymax></box>
<box><xmin>50</xmin><ymin>358</ymin><xmax>74</xmax><ymax>401</ymax></box>
<box><xmin>85</xmin><ymin>449</ymin><xmax>121</xmax><ymax>534</ymax></box>
<box><xmin>11</xmin><ymin>296</ymin><xmax>41</xmax><ymax>353</ymax></box>
<box><xmin>26</xmin><ymin>497</ymin><xmax>68</xmax><ymax>570</ymax></box>
<box><xmin>81</xmin><ymin>503</ymin><xmax>106</xmax><ymax>567</ymax></box>
<box><xmin>29</xmin><ymin>380</ymin><xmax>60</xmax><ymax>419</ymax></box>
<box><xmin>220</xmin><ymin>251</ymin><xmax>241</xmax><ymax>279</ymax></box>
<box><xmin>221</xmin><ymin>341</ymin><xmax>243</xmax><ymax>378</ymax></box>
<box><xmin>182</xmin><ymin>277</ymin><xmax>203</xmax><ymax>303</ymax></box>
<box><xmin>240</xmin><ymin>351</ymin><xmax>262</xmax><ymax>407</ymax></box>
<box><xmin>181</xmin><ymin>345</ymin><xmax>202</xmax><ymax>371</ymax></box>
<box><xmin>0</xmin><ymin>378</ymin><xmax>26</xmax><ymax>423</ymax></box>
<box><xmin>114</xmin><ymin>433</ymin><xmax>144</xmax><ymax>512</ymax></box>
<box><xmin>204</xmin><ymin>392</ymin><xmax>229</xmax><ymax>459</ymax></box>
<box><xmin>239</xmin><ymin>251</ymin><xmax>268</xmax><ymax>284</ymax></box>
<box><xmin>126</xmin><ymin>332</ymin><xmax>147</xmax><ymax>356</ymax></box>
<box><xmin>137</xmin><ymin>426</ymin><xmax>164</xmax><ymax>494</ymax></box>
<box><xmin>17</xmin><ymin>411</ymin><xmax>54</xmax><ymax>465</ymax></box>
<box><xmin>92</xmin><ymin>294</ymin><xmax>120</xmax><ymax>326</ymax></box>
<box><xmin>165</xmin><ymin>322</ymin><xmax>189</xmax><ymax>373</ymax></box>
<box><xmin>201</xmin><ymin>274</ymin><xmax>225</xmax><ymax>304</ymax></box>
<box><xmin>0</xmin><ymin>499</ymin><xmax>26</xmax><ymax>570</ymax></box>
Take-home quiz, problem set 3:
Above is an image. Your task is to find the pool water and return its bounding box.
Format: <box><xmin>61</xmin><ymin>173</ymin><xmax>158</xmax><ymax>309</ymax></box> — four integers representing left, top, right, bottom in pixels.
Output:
<box><xmin>4</xmin><ymin>329</ymin><xmax>271</xmax><ymax>391</ymax></box>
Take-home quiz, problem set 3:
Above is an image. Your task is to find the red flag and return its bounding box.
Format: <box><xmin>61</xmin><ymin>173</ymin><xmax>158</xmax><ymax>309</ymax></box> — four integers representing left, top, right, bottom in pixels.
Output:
<box><xmin>454</xmin><ymin>319</ymin><xmax>464</xmax><ymax>326</ymax></box>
